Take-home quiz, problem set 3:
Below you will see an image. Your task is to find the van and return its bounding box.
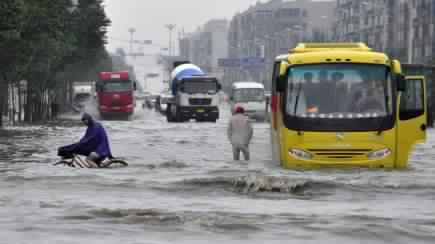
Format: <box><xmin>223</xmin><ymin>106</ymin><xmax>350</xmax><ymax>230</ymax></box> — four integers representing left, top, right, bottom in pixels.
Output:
<box><xmin>230</xmin><ymin>81</ymin><xmax>267</xmax><ymax>121</ymax></box>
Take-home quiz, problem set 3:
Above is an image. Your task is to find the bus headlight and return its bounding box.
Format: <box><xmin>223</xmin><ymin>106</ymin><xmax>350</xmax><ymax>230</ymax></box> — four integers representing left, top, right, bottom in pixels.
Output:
<box><xmin>289</xmin><ymin>148</ymin><xmax>313</xmax><ymax>160</ymax></box>
<box><xmin>367</xmin><ymin>148</ymin><xmax>391</xmax><ymax>159</ymax></box>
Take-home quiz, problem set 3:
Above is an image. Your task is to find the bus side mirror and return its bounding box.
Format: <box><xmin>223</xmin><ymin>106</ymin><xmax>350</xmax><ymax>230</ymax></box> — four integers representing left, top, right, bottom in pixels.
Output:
<box><xmin>96</xmin><ymin>83</ymin><xmax>102</xmax><ymax>92</ymax></box>
<box><xmin>276</xmin><ymin>74</ymin><xmax>286</xmax><ymax>92</ymax></box>
<box><xmin>133</xmin><ymin>82</ymin><xmax>137</xmax><ymax>91</ymax></box>
<box><xmin>397</xmin><ymin>75</ymin><xmax>406</xmax><ymax>92</ymax></box>
<box><xmin>217</xmin><ymin>83</ymin><xmax>222</xmax><ymax>91</ymax></box>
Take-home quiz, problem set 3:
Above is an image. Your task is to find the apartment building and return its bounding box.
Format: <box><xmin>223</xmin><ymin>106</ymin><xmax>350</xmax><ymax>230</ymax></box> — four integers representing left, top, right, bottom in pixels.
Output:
<box><xmin>335</xmin><ymin>0</ymin><xmax>435</xmax><ymax>64</ymax></box>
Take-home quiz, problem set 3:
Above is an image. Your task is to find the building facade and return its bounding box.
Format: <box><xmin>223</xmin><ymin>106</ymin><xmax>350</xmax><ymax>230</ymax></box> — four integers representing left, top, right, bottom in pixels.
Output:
<box><xmin>178</xmin><ymin>19</ymin><xmax>229</xmax><ymax>79</ymax></box>
<box><xmin>225</xmin><ymin>0</ymin><xmax>335</xmax><ymax>91</ymax></box>
<box><xmin>335</xmin><ymin>0</ymin><xmax>435</xmax><ymax>64</ymax></box>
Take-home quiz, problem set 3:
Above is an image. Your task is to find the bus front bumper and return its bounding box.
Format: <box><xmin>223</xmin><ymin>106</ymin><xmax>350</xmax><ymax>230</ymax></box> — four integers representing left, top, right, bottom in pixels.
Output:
<box><xmin>281</xmin><ymin>148</ymin><xmax>396</xmax><ymax>169</ymax></box>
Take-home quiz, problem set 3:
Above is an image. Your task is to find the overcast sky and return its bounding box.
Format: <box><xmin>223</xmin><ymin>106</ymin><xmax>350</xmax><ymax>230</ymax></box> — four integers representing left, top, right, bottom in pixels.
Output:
<box><xmin>104</xmin><ymin>0</ymin><xmax>334</xmax><ymax>54</ymax></box>
<box><xmin>103</xmin><ymin>0</ymin><xmax>281</xmax><ymax>53</ymax></box>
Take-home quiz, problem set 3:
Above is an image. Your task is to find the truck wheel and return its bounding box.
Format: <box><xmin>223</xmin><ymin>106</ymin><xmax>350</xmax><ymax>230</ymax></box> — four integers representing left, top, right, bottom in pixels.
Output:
<box><xmin>166</xmin><ymin>105</ymin><xmax>174</xmax><ymax>122</ymax></box>
<box><xmin>175</xmin><ymin>106</ymin><xmax>183</xmax><ymax>123</ymax></box>
<box><xmin>167</xmin><ymin>114</ymin><xmax>174</xmax><ymax>122</ymax></box>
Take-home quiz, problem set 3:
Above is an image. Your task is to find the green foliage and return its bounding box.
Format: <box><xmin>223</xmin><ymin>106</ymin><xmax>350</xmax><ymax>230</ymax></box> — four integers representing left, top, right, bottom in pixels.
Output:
<box><xmin>0</xmin><ymin>0</ymin><xmax>113</xmax><ymax>123</ymax></box>
<box><xmin>0</xmin><ymin>0</ymin><xmax>112</xmax><ymax>81</ymax></box>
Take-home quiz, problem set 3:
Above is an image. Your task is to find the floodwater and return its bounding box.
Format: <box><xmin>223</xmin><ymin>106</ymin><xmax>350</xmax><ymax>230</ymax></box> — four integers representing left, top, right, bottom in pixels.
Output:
<box><xmin>1</xmin><ymin>104</ymin><xmax>435</xmax><ymax>244</ymax></box>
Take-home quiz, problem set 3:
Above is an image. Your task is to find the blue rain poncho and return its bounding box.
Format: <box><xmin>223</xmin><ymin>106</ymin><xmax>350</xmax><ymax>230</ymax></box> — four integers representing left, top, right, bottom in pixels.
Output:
<box><xmin>58</xmin><ymin>113</ymin><xmax>113</xmax><ymax>161</ymax></box>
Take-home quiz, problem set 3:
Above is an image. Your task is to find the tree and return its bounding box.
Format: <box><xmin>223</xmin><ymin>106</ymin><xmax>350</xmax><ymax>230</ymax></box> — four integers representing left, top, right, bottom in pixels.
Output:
<box><xmin>0</xmin><ymin>0</ymin><xmax>26</xmax><ymax>126</ymax></box>
<box><xmin>0</xmin><ymin>0</ymin><xmax>113</xmax><ymax>125</ymax></box>
<box><xmin>67</xmin><ymin>0</ymin><xmax>111</xmax><ymax>80</ymax></box>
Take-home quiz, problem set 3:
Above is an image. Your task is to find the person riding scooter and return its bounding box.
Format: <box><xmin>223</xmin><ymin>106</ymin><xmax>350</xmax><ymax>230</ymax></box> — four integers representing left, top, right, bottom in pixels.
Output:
<box><xmin>57</xmin><ymin>113</ymin><xmax>113</xmax><ymax>167</ymax></box>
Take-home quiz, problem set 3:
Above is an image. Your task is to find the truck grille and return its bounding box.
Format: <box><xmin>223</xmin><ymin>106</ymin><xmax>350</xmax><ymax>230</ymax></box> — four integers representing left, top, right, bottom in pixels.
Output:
<box><xmin>111</xmin><ymin>100</ymin><xmax>123</xmax><ymax>106</ymax></box>
<box><xmin>189</xmin><ymin>98</ymin><xmax>212</xmax><ymax>106</ymax></box>
<box><xmin>307</xmin><ymin>149</ymin><xmax>372</xmax><ymax>160</ymax></box>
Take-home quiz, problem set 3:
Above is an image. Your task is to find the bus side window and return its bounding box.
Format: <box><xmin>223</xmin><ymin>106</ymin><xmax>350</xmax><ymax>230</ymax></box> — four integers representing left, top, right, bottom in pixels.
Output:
<box><xmin>400</xmin><ymin>79</ymin><xmax>424</xmax><ymax>120</ymax></box>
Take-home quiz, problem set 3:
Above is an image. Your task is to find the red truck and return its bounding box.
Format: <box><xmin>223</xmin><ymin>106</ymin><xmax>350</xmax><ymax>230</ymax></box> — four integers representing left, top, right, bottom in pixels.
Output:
<box><xmin>96</xmin><ymin>71</ymin><xmax>136</xmax><ymax>119</ymax></box>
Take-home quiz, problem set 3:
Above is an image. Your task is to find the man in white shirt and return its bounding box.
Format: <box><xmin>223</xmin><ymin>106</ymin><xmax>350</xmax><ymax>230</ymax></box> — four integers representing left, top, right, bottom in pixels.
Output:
<box><xmin>227</xmin><ymin>106</ymin><xmax>254</xmax><ymax>161</ymax></box>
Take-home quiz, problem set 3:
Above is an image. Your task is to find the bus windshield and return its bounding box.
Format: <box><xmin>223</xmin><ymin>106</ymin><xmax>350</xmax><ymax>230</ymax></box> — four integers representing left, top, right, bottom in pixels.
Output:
<box><xmin>286</xmin><ymin>64</ymin><xmax>392</xmax><ymax>119</ymax></box>
<box><xmin>233</xmin><ymin>88</ymin><xmax>265</xmax><ymax>102</ymax></box>
<box><xmin>101</xmin><ymin>80</ymin><xmax>132</xmax><ymax>92</ymax></box>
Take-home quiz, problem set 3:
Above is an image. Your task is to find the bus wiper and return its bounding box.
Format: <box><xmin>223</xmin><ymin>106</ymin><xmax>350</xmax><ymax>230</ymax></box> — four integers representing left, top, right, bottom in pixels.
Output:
<box><xmin>376</xmin><ymin>93</ymin><xmax>390</xmax><ymax>135</ymax></box>
<box><xmin>293</xmin><ymin>82</ymin><xmax>303</xmax><ymax>115</ymax></box>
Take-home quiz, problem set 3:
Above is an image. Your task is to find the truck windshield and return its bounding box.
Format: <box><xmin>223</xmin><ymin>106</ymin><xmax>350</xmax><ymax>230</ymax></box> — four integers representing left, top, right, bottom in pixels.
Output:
<box><xmin>74</xmin><ymin>93</ymin><xmax>91</xmax><ymax>103</ymax></box>
<box><xmin>182</xmin><ymin>81</ymin><xmax>218</xmax><ymax>94</ymax></box>
<box><xmin>286</xmin><ymin>64</ymin><xmax>392</xmax><ymax>118</ymax></box>
<box><xmin>233</xmin><ymin>89</ymin><xmax>265</xmax><ymax>102</ymax></box>
<box><xmin>101</xmin><ymin>80</ymin><xmax>132</xmax><ymax>92</ymax></box>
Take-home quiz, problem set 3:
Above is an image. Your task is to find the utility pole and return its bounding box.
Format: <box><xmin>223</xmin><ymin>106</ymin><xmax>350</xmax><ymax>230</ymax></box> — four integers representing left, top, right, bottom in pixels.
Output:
<box><xmin>165</xmin><ymin>24</ymin><xmax>176</xmax><ymax>56</ymax></box>
<box><xmin>407</xmin><ymin>6</ymin><xmax>415</xmax><ymax>63</ymax></box>
<box><xmin>128</xmin><ymin>28</ymin><xmax>136</xmax><ymax>57</ymax></box>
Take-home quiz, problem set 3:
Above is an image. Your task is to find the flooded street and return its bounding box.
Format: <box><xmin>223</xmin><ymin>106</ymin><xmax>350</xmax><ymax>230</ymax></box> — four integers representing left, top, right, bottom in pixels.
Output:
<box><xmin>4</xmin><ymin>0</ymin><xmax>435</xmax><ymax>243</ymax></box>
<box><xmin>2</xmin><ymin>105</ymin><xmax>435</xmax><ymax>244</ymax></box>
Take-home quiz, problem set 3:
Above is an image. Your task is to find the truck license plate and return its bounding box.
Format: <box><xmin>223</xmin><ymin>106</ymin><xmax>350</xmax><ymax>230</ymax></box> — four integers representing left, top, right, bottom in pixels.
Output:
<box><xmin>197</xmin><ymin>109</ymin><xmax>205</xmax><ymax>113</ymax></box>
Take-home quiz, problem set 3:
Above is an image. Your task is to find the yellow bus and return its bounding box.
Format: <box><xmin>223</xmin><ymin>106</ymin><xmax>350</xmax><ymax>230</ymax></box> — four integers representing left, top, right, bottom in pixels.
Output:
<box><xmin>270</xmin><ymin>43</ymin><xmax>427</xmax><ymax>169</ymax></box>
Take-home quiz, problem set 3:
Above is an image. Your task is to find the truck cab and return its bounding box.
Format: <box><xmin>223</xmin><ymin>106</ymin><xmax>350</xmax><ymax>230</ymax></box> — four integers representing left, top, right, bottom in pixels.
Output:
<box><xmin>96</xmin><ymin>71</ymin><xmax>136</xmax><ymax>120</ymax></box>
<box><xmin>167</xmin><ymin>76</ymin><xmax>221</xmax><ymax>122</ymax></box>
<box><xmin>166</xmin><ymin>62</ymin><xmax>222</xmax><ymax>123</ymax></box>
<box><xmin>72</xmin><ymin>83</ymin><xmax>93</xmax><ymax>113</ymax></box>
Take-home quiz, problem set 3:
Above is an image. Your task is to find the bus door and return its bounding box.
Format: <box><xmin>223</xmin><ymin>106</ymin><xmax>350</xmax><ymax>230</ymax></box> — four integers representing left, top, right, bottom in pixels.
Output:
<box><xmin>396</xmin><ymin>76</ymin><xmax>427</xmax><ymax>167</ymax></box>
<box><xmin>271</xmin><ymin>60</ymin><xmax>288</xmax><ymax>164</ymax></box>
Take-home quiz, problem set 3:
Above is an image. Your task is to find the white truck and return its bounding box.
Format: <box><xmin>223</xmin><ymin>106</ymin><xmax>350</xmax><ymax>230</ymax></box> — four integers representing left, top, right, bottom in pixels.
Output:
<box><xmin>166</xmin><ymin>62</ymin><xmax>222</xmax><ymax>123</ymax></box>
<box><xmin>72</xmin><ymin>82</ymin><xmax>94</xmax><ymax>113</ymax></box>
<box><xmin>229</xmin><ymin>81</ymin><xmax>267</xmax><ymax>121</ymax></box>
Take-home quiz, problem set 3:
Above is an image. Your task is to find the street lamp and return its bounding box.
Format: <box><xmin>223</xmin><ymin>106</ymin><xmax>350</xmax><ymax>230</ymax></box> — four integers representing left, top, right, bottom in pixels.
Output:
<box><xmin>165</xmin><ymin>24</ymin><xmax>176</xmax><ymax>56</ymax></box>
<box><xmin>128</xmin><ymin>28</ymin><xmax>136</xmax><ymax>55</ymax></box>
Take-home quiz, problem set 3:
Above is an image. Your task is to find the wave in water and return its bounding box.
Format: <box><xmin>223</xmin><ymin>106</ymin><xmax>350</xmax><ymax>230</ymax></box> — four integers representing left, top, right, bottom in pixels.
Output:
<box><xmin>84</xmin><ymin>208</ymin><xmax>184</xmax><ymax>225</ymax></box>
<box><xmin>166</xmin><ymin>173</ymin><xmax>435</xmax><ymax>196</ymax></box>
<box><xmin>65</xmin><ymin>208</ymin><xmax>265</xmax><ymax>233</ymax></box>
<box><xmin>166</xmin><ymin>174</ymin><xmax>332</xmax><ymax>197</ymax></box>
<box><xmin>145</xmin><ymin>160</ymin><xmax>190</xmax><ymax>170</ymax></box>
